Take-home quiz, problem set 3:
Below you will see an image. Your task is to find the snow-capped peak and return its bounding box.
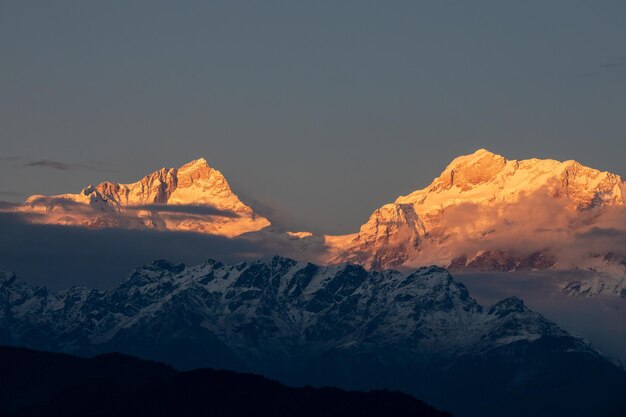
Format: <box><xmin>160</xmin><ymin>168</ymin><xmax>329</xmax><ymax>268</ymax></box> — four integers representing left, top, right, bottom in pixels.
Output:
<box><xmin>326</xmin><ymin>150</ymin><xmax>626</xmax><ymax>282</ymax></box>
<box><xmin>15</xmin><ymin>159</ymin><xmax>271</xmax><ymax>237</ymax></box>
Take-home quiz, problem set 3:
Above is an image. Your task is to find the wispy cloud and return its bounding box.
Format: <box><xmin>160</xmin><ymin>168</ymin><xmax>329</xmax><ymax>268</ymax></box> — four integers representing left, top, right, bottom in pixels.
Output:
<box><xmin>132</xmin><ymin>204</ymin><xmax>239</xmax><ymax>218</ymax></box>
<box><xmin>24</xmin><ymin>196</ymin><xmax>84</xmax><ymax>209</ymax></box>
<box><xmin>0</xmin><ymin>156</ymin><xmax>23</xmax><ymax>162</ymax></box>
<box><xmin>23</xmin><ymin>197</ymin><xmax>242</xmax><ymax>215</ymax></box>
<box><xmin>0</xmin><ymin>201</ymin><xmax>20</xmax><ymax>210</ymax></box>
<box><xmin>597</xmin><ymin>56</ymin><xmax>626</xmax><ymax>70</ymax></box>
<box><xmin>22</xmin><ymin>160</ymin><xmax>90</xmax><ymax>171</ymax></box>
<box><xmin>2</xmin><ymin>156</ymin><xmax>116</xmax><ymax>173</ymax></box>
<box><xmin>581</xmin><ymin>56</ymin><xmax>626</xmax><ymax>77</ymax></box>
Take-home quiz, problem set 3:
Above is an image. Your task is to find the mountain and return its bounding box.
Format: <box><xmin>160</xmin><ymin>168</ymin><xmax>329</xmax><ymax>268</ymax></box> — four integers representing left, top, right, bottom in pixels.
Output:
<box><xmin>14</xmin><ymin>158</ymin><xmax>270</xmax><ymax>236</ymax></box>
<box><xmin>8</xmin><ymin>151</ymin><xmax>626</xmax><ymax>295</ymax></box>
<box><xmin>1</xmin><ymin>258</ymin><xmax>624</xmax><ymax>417</ymax></box>
<box><xmin>0</xmin><ymin>346</ymin><xmax>449</xmax><ymax>417</ymax></box>
<box><xmin>323</xmin><ymin>149</ymin><xmax>626</xmax><ymax>295</ymax></box>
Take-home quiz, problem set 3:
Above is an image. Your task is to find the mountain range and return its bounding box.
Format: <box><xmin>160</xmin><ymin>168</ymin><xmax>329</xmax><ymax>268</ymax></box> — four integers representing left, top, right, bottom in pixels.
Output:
<box><xmin>1</xmin><ymin>257</ymin><xmax>624</xmax><ymax>417</ymax></box>
<box><xmin>4</xmin><ymin>149</ymin><xmax>626</xmax><ymax>296</ymax></box>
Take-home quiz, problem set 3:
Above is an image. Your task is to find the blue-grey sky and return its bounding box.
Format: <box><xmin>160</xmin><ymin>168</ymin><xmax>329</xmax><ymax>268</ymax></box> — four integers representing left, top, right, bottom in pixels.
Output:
<box><xmin>1</xmin><ymin>1</ymin><xmax>625</xmax><ymax>234</ymax></box>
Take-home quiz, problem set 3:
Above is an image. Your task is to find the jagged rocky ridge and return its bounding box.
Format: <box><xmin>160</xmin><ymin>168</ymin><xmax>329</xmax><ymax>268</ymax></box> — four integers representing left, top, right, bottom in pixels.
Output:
<box><xmin>14</xmin><ymin>158</ymin><xmax>270</xmax><ymax>236</ymax></box>
<box><xmin>1</xmin><ymin>257</ymin><xmax>624</xmax><ymax>417</ymax></box>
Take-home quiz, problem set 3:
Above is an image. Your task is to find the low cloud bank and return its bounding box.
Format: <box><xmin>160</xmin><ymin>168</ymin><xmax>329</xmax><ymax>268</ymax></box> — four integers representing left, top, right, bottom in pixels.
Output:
<box><xmin>21</xmin><ymin>198</ymin><xmax>240</xmax><ymax>218</ymax></box>
<box><xmin>131</xmin><ymin>204</ymin><xmax>240</xmax><ymax>217</ymax></box>
<box><xmin>411</xmin><ymin>189</ymin><xmax>626</xmax><ymax>268</ymax></box>
<box><xmin>0</xmin><ymin>212</ymin><xmax>325</xmax><ymax>290</ymax></box>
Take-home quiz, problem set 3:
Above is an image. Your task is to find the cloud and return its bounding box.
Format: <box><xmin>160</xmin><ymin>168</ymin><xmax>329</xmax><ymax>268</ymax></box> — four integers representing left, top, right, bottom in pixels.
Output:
<box><xmin>23</xmin><ymin>160</ymin><xmax>88</xmax><ymax>171</ymax></box>
<box><xmin>0</xmin><ymin>200</ymin><xmax>21</xmax><ymax>210</ymax></box>
<box><xmin>0</xmin><ymin>156</ymin><xmax>22</xmax><ymax>162</ymax></box>
<box><xmin>2</xmin><ymin>156</ymin><xmax>83</xmax><ymax>170</ymax></box>
<box><xmin>581</xmin><ymin>56</ymin><xmax>626</xmax><ymax>77</ymax></box>
<box><xmin>132</xmin><ymin>204</ymin><xmax>239</xmax><ymax>218</ymax></box>
<box><xmin>25</xmin><ymin>196</ymin><xmax>84</xmax><ymax>208</ymax></box>
<box><xmin>10</xmin><ymin>157</ymin><xmax>116</xmax><ymax>172</ymax></box>
<box><xmin>0</xmin><ymin>212</ymin><xmax>327</xmax><ymax>291</ymax></box>
<box><xmin>14</xmin><ymin>198</ymin><xmax>243</xmax><ymax>228</ymax></box>
<box><xmin>23</xmin><ymin>198</ymin><xmax>240</xmax><ymax>217</ymax></box>
<box><xmin>598</xmin><ymin>56</ymin><xmax>626</xmax><ymax>70</ymax></box>
<box><xmin>399</xmin><ymin>186</ymin><xmax>626</xmax><ymax>270</ymax></box>
<box><xmin>23</xmin><ymin>195</ymin><xmax>239</xmax><ymax>218</ymax></box>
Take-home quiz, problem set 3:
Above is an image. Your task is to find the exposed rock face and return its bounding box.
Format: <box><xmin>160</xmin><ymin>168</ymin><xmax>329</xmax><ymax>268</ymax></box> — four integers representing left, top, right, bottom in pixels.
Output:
<box><xmin>327</xmin><ymin>149</ymin><xmax>626</xmax><ymax>281</ymax></box>
<box><xmin>16</xmin><ymin>158</ymin><xmax>270</xmax><ymax>237</ymax></box>
<box><xmin>1</xmin><ymin>258</ymin><xmax>624</xmax><ymax>417</ymax></box>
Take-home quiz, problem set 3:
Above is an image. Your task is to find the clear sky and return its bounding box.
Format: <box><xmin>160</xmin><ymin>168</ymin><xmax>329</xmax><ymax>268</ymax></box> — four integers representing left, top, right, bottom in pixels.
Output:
<box><xmin>1</xmin><ymin>1</ymin><xmax>625</xmax><ymax>234</ymax></box>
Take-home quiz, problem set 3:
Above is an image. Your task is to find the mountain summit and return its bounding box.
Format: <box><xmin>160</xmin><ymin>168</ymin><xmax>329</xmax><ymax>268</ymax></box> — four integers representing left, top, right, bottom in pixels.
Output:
<box><xmin>398</xmin><ymin>148</ymin><xmax>623</xmax><ymax>209</ymax></box>
<box><xmin>326</xmin><ymin>149</ymin><xmax>626</xmax><ymax>282</ymax></box>
<box><xmin>16</xmin><ymin>158</ymin><xmax>270</xmax><ymax>236</ymax></box>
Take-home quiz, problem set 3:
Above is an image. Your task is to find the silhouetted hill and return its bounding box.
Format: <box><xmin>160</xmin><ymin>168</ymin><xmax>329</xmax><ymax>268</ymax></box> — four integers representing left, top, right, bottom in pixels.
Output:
<box><xmin>0</xmin><ymin>346</ymin><xmax>450</xmax><ymax>417</ymax></box>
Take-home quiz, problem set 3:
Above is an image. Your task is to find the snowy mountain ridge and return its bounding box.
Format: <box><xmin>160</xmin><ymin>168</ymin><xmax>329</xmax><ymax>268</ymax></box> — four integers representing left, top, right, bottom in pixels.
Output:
<box><xmin>0</xmin><ymin>257</ymin><xmax>600</xmax><ymax>362</ymax></box>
